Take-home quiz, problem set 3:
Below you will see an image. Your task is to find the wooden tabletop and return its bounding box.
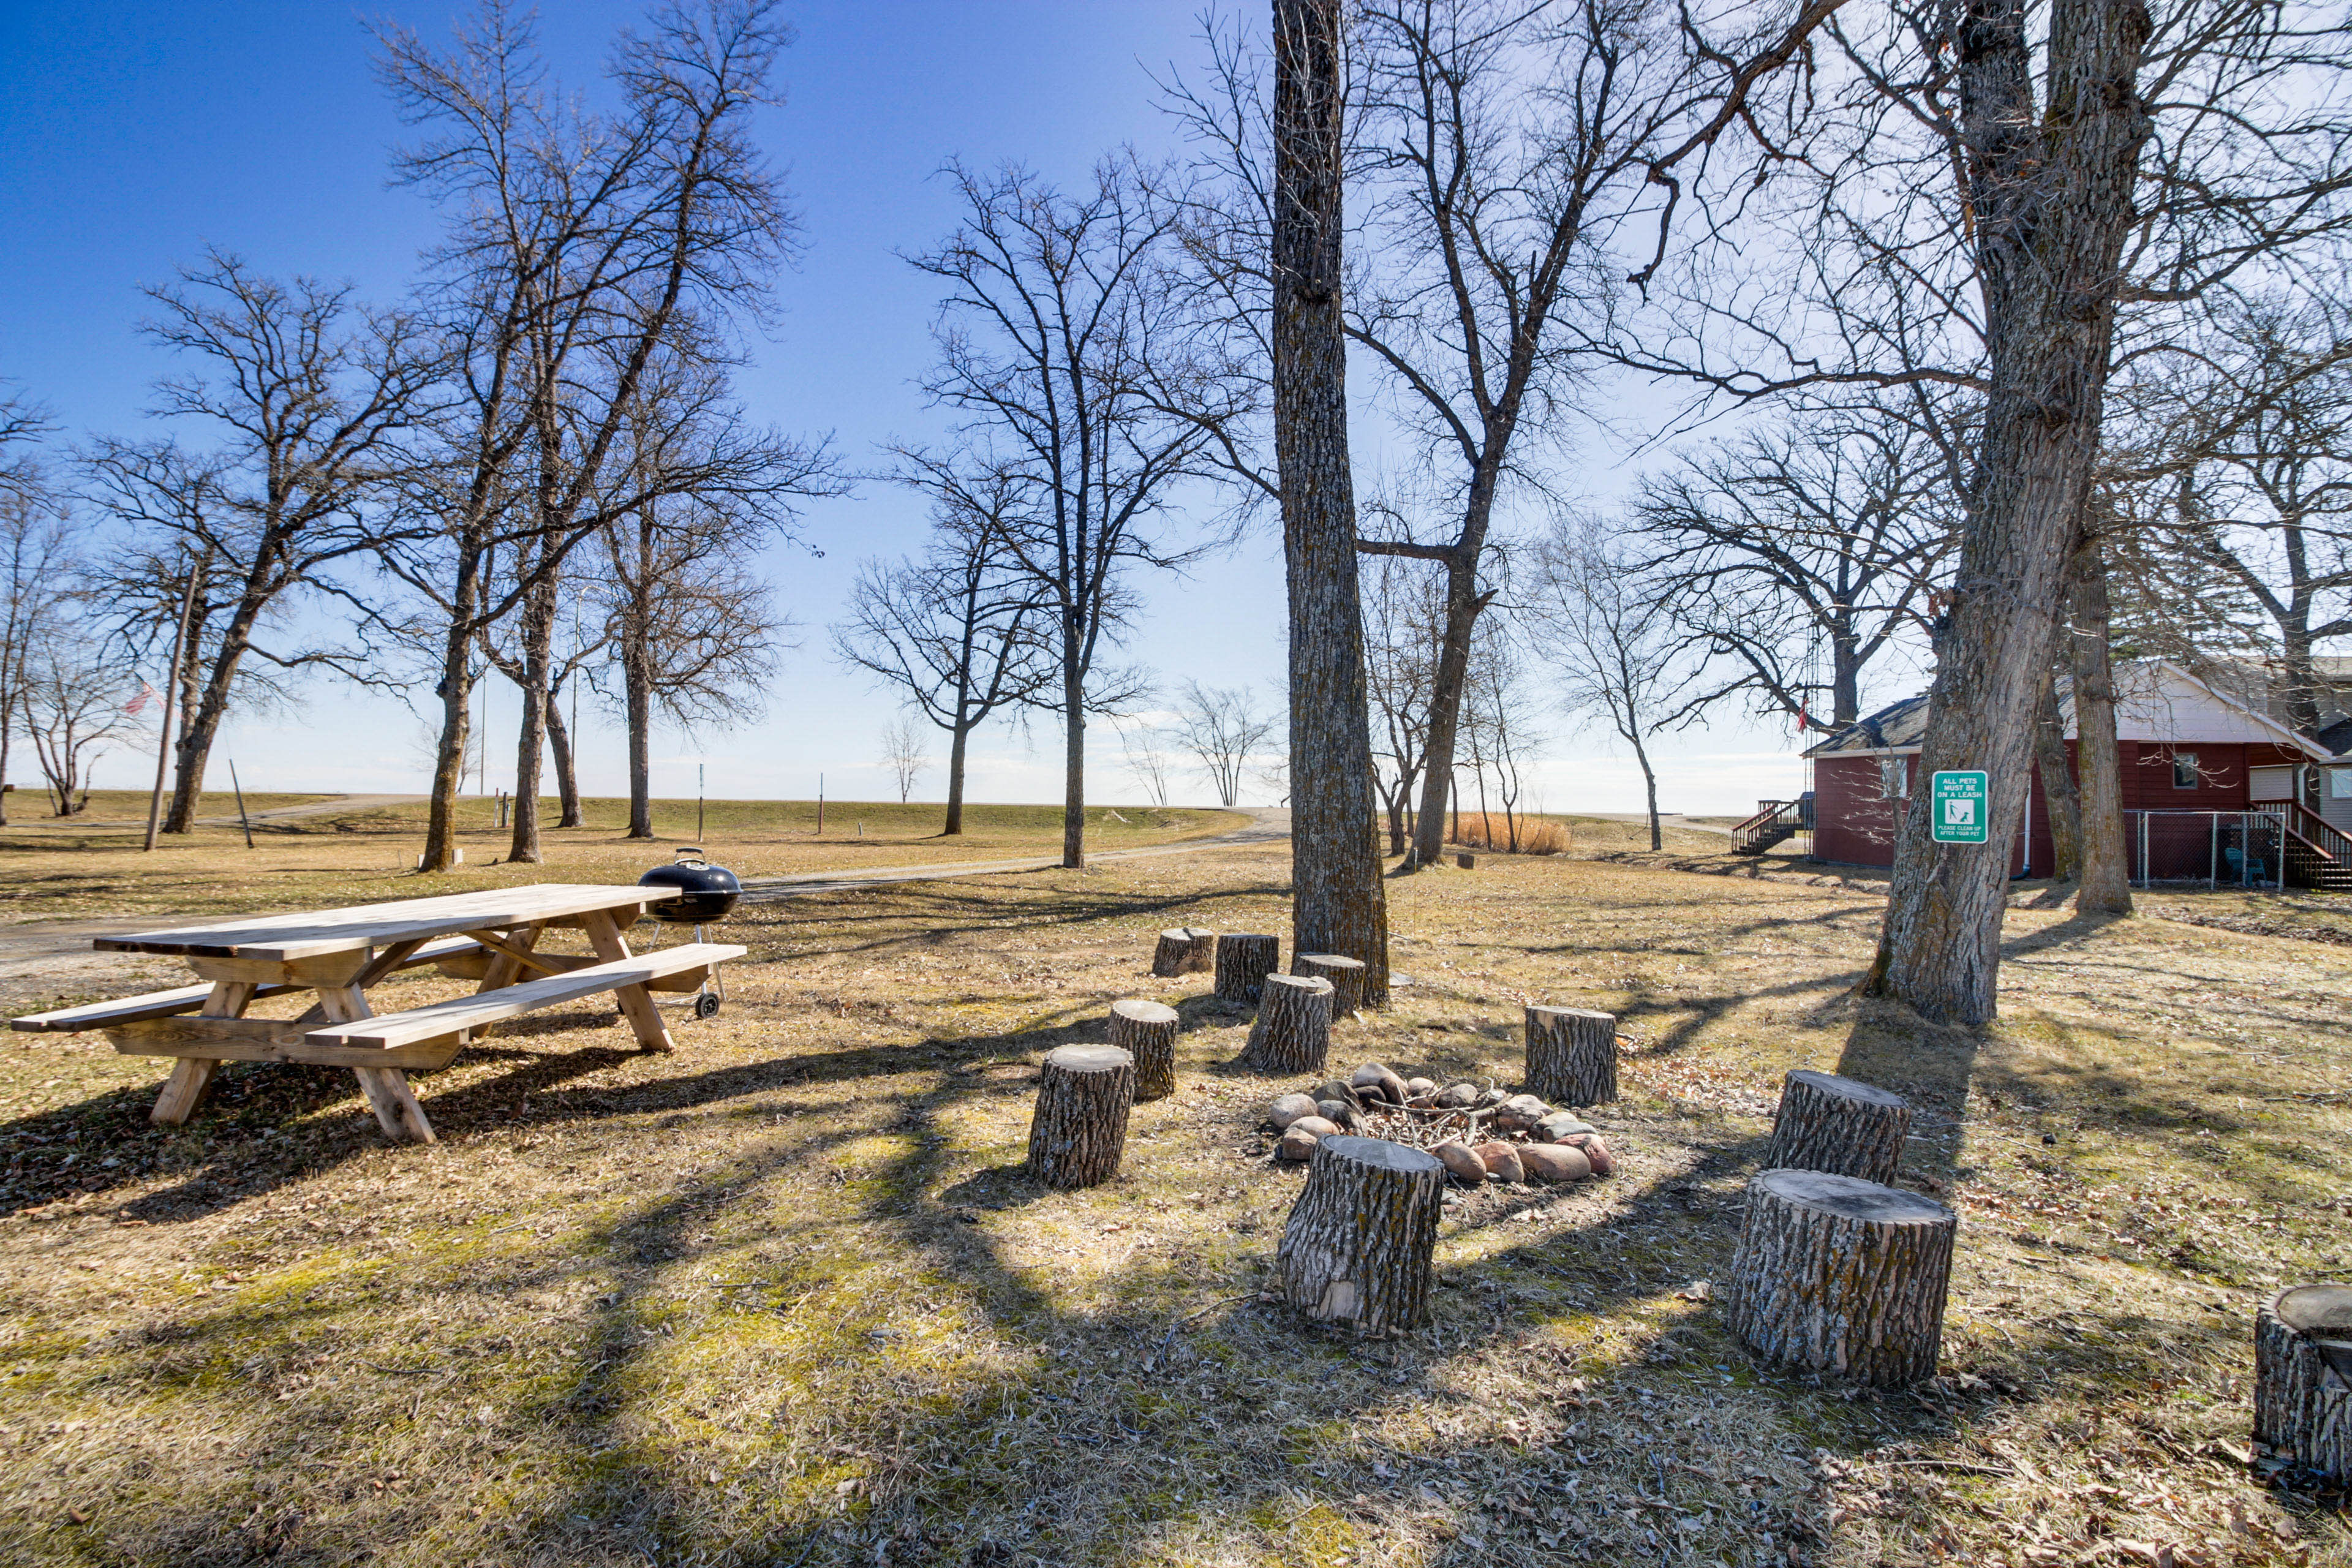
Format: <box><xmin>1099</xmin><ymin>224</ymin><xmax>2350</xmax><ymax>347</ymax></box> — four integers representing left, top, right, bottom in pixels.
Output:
<box><xmin>93</xmin><ymin>884</ymin><xmax>668</xmax><ymax>963</ymax></box>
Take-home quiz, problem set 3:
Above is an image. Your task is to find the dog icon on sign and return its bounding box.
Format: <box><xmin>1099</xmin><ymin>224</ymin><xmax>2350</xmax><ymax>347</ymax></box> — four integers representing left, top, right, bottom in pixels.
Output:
<box><xmin>1943</xmin><ymin>799</ymin><xmax>1973</xmax><ymax>827</ymax></box>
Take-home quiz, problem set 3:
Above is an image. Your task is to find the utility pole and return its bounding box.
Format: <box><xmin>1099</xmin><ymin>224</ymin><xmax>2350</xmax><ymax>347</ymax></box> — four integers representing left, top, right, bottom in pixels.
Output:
<box><xmin>143</xmin><ymin>560</ymin><xmax>200</xmax><ymax>853</ymax></box>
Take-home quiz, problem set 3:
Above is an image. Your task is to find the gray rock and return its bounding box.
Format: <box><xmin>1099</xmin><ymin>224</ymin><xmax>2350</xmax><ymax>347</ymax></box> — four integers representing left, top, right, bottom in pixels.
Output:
<box><xmin>1404</xmin><ymin>1077</ymin><xmax>1437</xmax><ymax>1099</ymax></box>
<box><xmin>1317</xmin><ymin>1099</ymin><xmax>1362</xmax><ymax>1131</ymax></box>
<box><xmin>1494</xmin><ymin>1093</ymin><xmax>1551</xmax><ymax>1131</ymax></box>
<box><xmin>1434</xmin><ymin>1082</ymin><xmax>1480</xmax><ymax>1109</ymax></box>
<box><xmin>1435</xmin><ymin>1141</ymin><xmax>1487</xmax><ymax>1186</ymax></box>
<box><xmin>1476</xmin><ymin>1086</ymin><xmax>1511</xmax><ymax>1110</ymax></box>
<box><xmin>1312</xmin><ymin>1079</ymin><xmax>1363</xmax><ymax>1111</ymax></box>
<box><xmin>1476</xmin><ymin>1141</ymin><xmax>1525</xmax><ymax>1183</ymax></box>
<box><xmin>1520</xmin><ymin>1144</ymin><xmax>1592</xmax><ymax>1183</ymax></box>
<box><xmin>1268</xmin><ymin>1093</ymin><xmax>1321</xmax><ymax>1129</ymax></box>
<box><xmin>1350</xmin><ymin>1063</ymin><xmax>1411</xmax><ymax>1104</ymax></box>
<box><xmin>1278</xmin><ymin>1127</ymin><xmax>1321</xmax><ymax>1163</ymax></box>
<box><xmin>1534</xmin><ymin>1112</ymin><xmax>1597</xmax><ymax>1143</ymax></box>
<box><xmin>1288</xmin><ymin>1115</ymin><xmax>1341</xmax><ymax>1139</ymax></box>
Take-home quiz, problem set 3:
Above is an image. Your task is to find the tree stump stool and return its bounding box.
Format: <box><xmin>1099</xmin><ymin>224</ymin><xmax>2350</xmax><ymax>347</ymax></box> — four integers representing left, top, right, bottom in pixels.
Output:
<box><xmin>1292</xmin><ymin>953</ymin><xmax>1366</xmax><ymax>1016</ymax></box>
<box><xmin>1108</xmin><ymin>998</ymin><xmax>1180</xmax><ymax>1102</ymax></box>
<box><xmin>1214</xmin><ymin>933</ymin><xmax>1280</xmax><ymax>1003</ymax></box>
<box><xmin>1278</xmin><ymin>1134</ymin><xmax>1446</xmax><ymax>1337</ymax></box>
<box><xmin>2255</xmin><ymin>1284</ymin><xmax>2352</xmax><ymax>1479</ymax></box>
<box><xmin>1763</xmin><ymin>1069</ymin><xmax>1912</xmax><ymax>1186</ymax></box>
<box><xmin>1237</xmin><ymin>974</ymin><xmax>1333</xmax><ymax>1076</ymax></box>
<box><xmin>1525</xmin><ymin>1005</ymin><xmax>1618</xmax><ymax>1106</ymax></box>
<box><xmin>1152</xmin><ymin>927</ymin><xmax>1216</xmax><ymax>977</ymax></box>
<box><xmin>1725</xmin><ymin>1168</ymin><xmax>1956</xmax><ymax>1387</ymax></box>
<box><xmin>1456</xmin><ymin>852</ymin><xmax>1476</xmax><ymax>869</ymax></box>
<box><xmin>1025</xmin><ymin>1044</ymin><xmax>1135</xmax><ymax>1189</ymax></box>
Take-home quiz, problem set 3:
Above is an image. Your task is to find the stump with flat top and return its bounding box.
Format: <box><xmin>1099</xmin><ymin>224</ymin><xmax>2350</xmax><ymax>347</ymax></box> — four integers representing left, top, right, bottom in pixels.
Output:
<box><xmin>1025</xmin><ymin>1044</ymin><xmax>1134</xmax><ymax>1189</ymax></box>
<box><xmin>1525</xmin><ymin>1005</ymin><xmax>1618</xmax><ymax>1106</ymax></box>
<box><xmin>1763</xmin><ymin>1069</ymin><xmax>1913</xmax><ymax>1186</ymax></box>
<box><xmin>1456</xmin><ymin>852</ymin><xmax>1476</xmax><ymax>869</ymax></box>
<box><xmin>1152</xmin><ymin>927</ymin><xmax>1217</xmax><ymax>978</ymax></box>
<box><xmin>1108</xmin><ymin>998</ymin><xmax>1180</xmax><ymax>1101</ymax></box>
<box><xmin>1236</xmin><ymin>973</ymin><xmax>1333</xmax><ymax>1076</ymax></box>
<box><xmin>1292</xmin><ymin>953</ymin><xmax>1366</xmax><ymax>1016</ymax></box>
<box><xmin>1278</xmin><ymin>1134</ymin><xmax>1446</xmax><ymax>1338</ymax></box>
<box><xmin>1726</xmin><ymin>1168</ymin><xmax>1956</xmax><ymax>1387</ymax></box>
<box><xmin>2255</xmin><ymin>1283</ymin><xmax>2352</xmax><ymax>1479</ymax></box>
<box><xmin>1214</xmin><ymin>933</ymin><xmax>1280</xmax><ymax>1004</ymax></box>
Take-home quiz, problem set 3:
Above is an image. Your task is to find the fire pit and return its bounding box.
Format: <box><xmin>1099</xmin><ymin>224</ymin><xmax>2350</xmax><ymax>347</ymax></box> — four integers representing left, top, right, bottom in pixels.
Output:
<box><xmin>1263</xmin><ymin>1061</ymin><xmax>1615</xmax><ymax>1187</ymax></box>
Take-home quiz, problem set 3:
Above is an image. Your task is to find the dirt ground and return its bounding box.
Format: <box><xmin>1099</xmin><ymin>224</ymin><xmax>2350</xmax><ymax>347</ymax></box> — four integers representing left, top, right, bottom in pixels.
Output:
<box><xmin>0</xmin><ymin>832</ymin><xmax>2346</xmax><ymax>1566</ymax></box>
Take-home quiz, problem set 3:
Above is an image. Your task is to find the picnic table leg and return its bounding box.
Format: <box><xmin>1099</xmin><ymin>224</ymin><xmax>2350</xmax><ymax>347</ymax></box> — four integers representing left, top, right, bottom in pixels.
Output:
<box><xmin>321</xmin><ymin>983</ymin><xmax>437</xmax><ymax>1145</ymax></box>
<box><xmin>150</xmin><ymin>981</ymin><xmax>254</xmax><ymax>1127</ymax></box>
<box><xmin>471</xmin><ymin>921</ymin><xmax>546</xmax><ymax>1041</ymax></box>
<box><xmin>579</xmin><ymin>909</ymin><xmax>674</xmax><ymax>1054</ymax></box>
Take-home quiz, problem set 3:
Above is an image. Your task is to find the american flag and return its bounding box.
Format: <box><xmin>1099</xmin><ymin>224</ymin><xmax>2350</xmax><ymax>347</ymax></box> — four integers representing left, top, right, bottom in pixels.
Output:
<box><xmin>124</xmin><ymin>681</ymin><xmax>161</xmax><ymax>717</ymax></box>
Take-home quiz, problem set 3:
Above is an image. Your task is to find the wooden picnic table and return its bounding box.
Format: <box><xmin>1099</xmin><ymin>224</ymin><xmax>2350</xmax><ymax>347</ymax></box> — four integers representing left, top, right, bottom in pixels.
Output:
<box><xmin>9</xmin><ymin>883</ymin><xmax>744</xmax><ymax>1145</ymax></box>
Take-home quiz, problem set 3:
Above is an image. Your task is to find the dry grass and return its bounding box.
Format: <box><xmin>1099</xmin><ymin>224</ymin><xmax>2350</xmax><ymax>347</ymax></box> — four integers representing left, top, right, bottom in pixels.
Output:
<box><xmin>1450</xmin><ymin>812</ymin><xmax>1570</xmax><ymax>855</ymax></box>
<box><xmin>0</xmin><ymin>843</ymin><xmax>2347</xmax><ymax>1565</ymax></box>
<box><xmin>0</xmin><ymin>796</ymin><xmax>1242</xmax><ymax>925</ymax></box>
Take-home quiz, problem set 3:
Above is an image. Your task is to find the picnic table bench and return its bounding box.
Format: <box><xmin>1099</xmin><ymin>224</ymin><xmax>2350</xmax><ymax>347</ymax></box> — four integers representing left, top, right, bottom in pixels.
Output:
<box><xmin>9</xmin><ymin>884</ymin><xmax>744</xmax><ymax>1145</ymax></box>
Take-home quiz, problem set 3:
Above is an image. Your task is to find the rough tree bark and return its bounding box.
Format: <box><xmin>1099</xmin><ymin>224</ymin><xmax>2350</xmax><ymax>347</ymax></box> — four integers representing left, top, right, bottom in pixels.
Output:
<box><xmin>1153</xmin><ymin>927</ymin><xmax>1218</xmax><ymax>977</ymax></box>
<box><xmin>1866</xmin><ymin>0</ymin><xmax>2152</xmax><ymax>1022</ymax></box>
<box><xmin>1273</xmin><ymin>0</ymin><xmax>1390</xmax><ymax>1005</ymax></box>
<box><xmin>1278</xmin><ymin>1134</ymin><xmax>1446</xmax><ymax>1337</ymax></box>
<box><xmin>1237</xmin><ymin>973</ymin><xmax>1333</xmax><ymax>1076</ymax></box>
<box><xmin>1524</xmin><ymin>1005</ymin><xmax>1618</xmax><ymax>1107</ymax></box>
<box><xmin>2068</xmin><ymin>531</ymin><xmax>2134</xmax><ymax>914</ymax></box>
<box><xmin>1727</xmin><ymin>1169</ymin><xmax>1958</xmax><ymax>1387</ymax></box>
<box><xmin>1292</xmin><ymin>952</ymin><xmax>1365</xmax><ymax>1016</ymax></box>
<box><xmin>1215</xmin><ymin>933</ymin><xmax>1281</xmax><ymax>1004</ymax></box>
<box><xmin>1025</xmin><ymin>1044</ymin><xmax>1134</xmax><ymax>1189</ymax></box>
<box><xmin>1762</xmin><ymin>1069</ymin><xmax>1913</xmax><ymax>1186</ymax></box>
<box><xmin>1109</xmin><ymin>999</ymin><xmax>1180</xmax><ymax>1101</ymax></box>
<box><xmin>2032</xmin><ymin>665</ymin><xmax>2082</xmax><ymax>881</ymax></box>
<box><xmin>506</xmin><ymin>552</ymin><xmax>557</xmax><ymax>864</ymax></box>
<box><xmin>2253</xmin><ymin>1284</ymin><xmax>2352</xmax><ymax>1480</ymax></box>
<box><xmin>546</xmin><ymin>678</ymin><xmax>584</xmax><ymax>828</ymax></box>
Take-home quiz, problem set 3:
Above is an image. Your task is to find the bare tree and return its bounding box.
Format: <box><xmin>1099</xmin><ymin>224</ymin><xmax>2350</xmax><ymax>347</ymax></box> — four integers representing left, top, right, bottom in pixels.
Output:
<box><xmin>0</xmin><ymin>472</ymin><xmax>75</xmax><ymax>826</ymax></box>
<box><xmin>1118</xmin><ymin>718</ymin><xmax>1177</xmax><ymax>807</ymax></box>
<box><xmin>20</xmin><ymin>627</ymin><xmax>137</xmax><ymax>817</ymax></box>
<box><xmin>368</xmin><ymin>0</ymin><xmax>818</xmax><ymax>871</ymax></box>
<box><xmin>877</xmin><ymin>713</ymin><xmax>929</xmax><ymax>804</ymax></box>
<box><xmin>832</xmin><ymin>479</ymin><xmax>1054</xmax><ymax>834</ymax></box>
<box><xmin>80</xmin><ymin>254</ymin><xmax>435</xmax><ymax>832</ymax></box>
<box><xmin>1363</xmin><ymin>551</ymin><xmax>1441</xmax><ymax>854</ymax></box>
<box><xmin>1173</xmin><ymin>680</ymin><xmax>1278</xmax><ymax>809</ymax></box>
<box><xmin>1528</xmin><ymin>518</ymin><xmax>1718</xmax><ymax>851</ymax></box>
<box><xmin>905</xmin><ymin>159</ymin><xmax>1219</xmax><ymax>869</ymax></box>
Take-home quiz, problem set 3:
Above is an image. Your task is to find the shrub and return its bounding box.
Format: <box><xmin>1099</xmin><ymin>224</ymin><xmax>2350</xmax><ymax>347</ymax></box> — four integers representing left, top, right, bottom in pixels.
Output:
<box><xmin>1450</xmin><ymin>812</ymin><xmax>1569</xmax><ymax>855</ymax></box>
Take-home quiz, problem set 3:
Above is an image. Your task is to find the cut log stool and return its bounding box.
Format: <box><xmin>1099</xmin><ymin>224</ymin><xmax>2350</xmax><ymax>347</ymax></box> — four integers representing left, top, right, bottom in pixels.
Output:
<box><xmin>1456</xmin><ymin>853</ymin><xmax>1476</xmax><ymax>870</ymax></box>
<box><xmin>2255</xmin><ymin>1284</ymin><xmax>2352</xmax><ymax>1479</ymax></box>
<box><xmin>1292</xmin><ymin>953</ymin><xmax>1365</xmax><ymax>1016</ymax></box>
<box><xmin>1152</xmin><ymin>927</ymin><xmax>1216</xmax><ymax>978</ymax></box>
<box><xmin>1278</xmin><ymin>1134</ymin><xmax>1446</xmax><ymax>1337</ymax></box>
<box><xmin>1109</xmin><ymin>998</ymin><xmax>1180</xmax><ymax>1101</ymax></box>
<box><xmin>1214</xmin><ymin>933</ymin><xmax>1280</xmax><ymax>1004</ymax></box>
<box><xmin>1525</xmin><ymin>1005</ymin><xmax>1618</xmax><ymax>1106</ymax></box>
<box><xmin>1726</xmin><ymin>1168</ymin><xmax>1956</xmax><ymax>1387</ymax></box>
<box><xmin>1764</xmin><ymin>1069</ymin><xmax>1912</xmax><ymax>1186</ymax></box>
<box><xmin>1237</xmin><ymin>974</ymin><xmax>1333</xmax><ymax>1076</ymax></box>
<box><xmin>1025</xmin><ymin>1044</ymin><xmax>1135</xmax><ymax>1189</ymax></box>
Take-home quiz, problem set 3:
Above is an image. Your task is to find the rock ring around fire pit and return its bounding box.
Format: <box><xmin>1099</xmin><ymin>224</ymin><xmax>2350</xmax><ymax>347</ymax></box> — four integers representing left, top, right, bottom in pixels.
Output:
<box><xmin>1260</xmin><ymin>1063</ymin><xmax>1615</xmax><ymax>1185</ymax></box>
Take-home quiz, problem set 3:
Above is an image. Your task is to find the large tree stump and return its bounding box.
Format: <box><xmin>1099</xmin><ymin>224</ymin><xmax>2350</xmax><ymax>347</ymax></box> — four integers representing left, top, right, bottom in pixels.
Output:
<box><xmin>1726</xmin><ymin>1169</ymin><xmax>1956</xmax><ymax>1387</ymax></box>
<box><xmin>1025</xmin><ymin>1044</ymin><xmax>1134</xmax><ymax>1189</ymax></box>
<box><xmin>1763</xmin><ymin>1069</ymin><xmax>1912</xmax><ymax>1186</ymax></box>
<box><xmin>1152</xmin><ymin>927</ymin><xmax>1216</xmax><ymax>977</ymax></box>
<box><xmin>1236</xmin><ymin>974</ymin><xmax>1333</xmax><ymax>1076</ymax></box>
<box><xmin>2255</xmin><ymin>1284</ymin><xmax>2352</xmax><ymax>1479</ymax></box>
<box><xmin>1214</xmin><ymin>933</ymin><xmax>1280</xmax><ymax>1003</ymax></box>
<box><xmin>1278</xmin><ymin>1134</ymin><xmax>1446</xmax><ymax>1337</ymax></box>
<box><xmin>1109</xmin><ymin>999</ymin><xmax>1180</xmax><ymax>1101</ymax></box>
<box><xmin>1292</xmin><ymin>953</ymin><xmax>1365</xmax><ymax>1016</ymax></box>
<box><xmin>1525</xmin><ymin>1005</ymin><xmax>1618</xmax><ymax>1106</ymax></box>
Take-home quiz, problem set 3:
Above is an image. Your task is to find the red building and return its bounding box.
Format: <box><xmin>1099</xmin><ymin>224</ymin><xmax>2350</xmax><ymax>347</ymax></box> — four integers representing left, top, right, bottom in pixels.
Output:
<box><xmin>1790</xmin><ymin>660</ymin><xmax>2351</xmax><ymax>885</ymax></box>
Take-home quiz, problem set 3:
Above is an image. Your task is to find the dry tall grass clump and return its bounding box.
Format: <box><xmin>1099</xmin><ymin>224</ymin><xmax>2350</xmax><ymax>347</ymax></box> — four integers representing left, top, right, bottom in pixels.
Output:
<box><xmin>1451</xmin><ymin>810</ymin><xmax>1569</xmax><ymax>854</ymax></box>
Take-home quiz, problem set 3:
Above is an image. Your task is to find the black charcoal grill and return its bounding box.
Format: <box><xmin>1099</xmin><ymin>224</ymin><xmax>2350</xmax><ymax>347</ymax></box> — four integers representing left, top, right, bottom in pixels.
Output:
<box><xmin>638</xmin><ymin>847</ymin><xmax>741</xmax><ymax>1017</ymax></box>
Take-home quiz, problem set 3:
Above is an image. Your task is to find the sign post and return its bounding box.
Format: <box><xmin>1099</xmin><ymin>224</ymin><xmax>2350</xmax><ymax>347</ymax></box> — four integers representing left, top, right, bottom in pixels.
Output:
<box><xmin>1929</xmin><ymin>771</ymin><xmax>1989</xmax><ymax>845</ymax></box>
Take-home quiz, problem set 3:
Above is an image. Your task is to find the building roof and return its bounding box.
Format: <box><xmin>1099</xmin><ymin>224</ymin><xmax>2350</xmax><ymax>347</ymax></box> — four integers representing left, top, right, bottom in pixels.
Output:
<box><xmin>1803</xmin><ymin>658</ymin><xmax>2336</xmax><ymax>761</ymax></box>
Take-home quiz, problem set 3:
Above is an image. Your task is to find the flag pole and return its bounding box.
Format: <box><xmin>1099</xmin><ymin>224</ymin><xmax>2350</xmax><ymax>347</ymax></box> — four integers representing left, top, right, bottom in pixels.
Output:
<box><xmin>143</xmin><ymin>560</ymin><xmax>200</xmax><ymax>853</ymax></box>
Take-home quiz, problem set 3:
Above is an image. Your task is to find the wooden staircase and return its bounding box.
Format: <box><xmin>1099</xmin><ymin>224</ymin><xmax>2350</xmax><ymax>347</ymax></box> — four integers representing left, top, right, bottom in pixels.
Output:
<box><xmin>1733</xmin><ymin>797</ymin><xmax>1813</xmax><ymax>856</ymax></box>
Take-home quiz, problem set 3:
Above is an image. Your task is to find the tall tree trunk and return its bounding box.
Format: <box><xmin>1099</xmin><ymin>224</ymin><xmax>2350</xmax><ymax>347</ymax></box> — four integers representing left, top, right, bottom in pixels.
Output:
<box><xmin>2068</xmin><ymin>532</ymin><xmax>2133</xmax><ymax>913</ymax></box>
<box><xmin>1407</xmin><ymin>554</ymin><xmax>1481</xmax><ymax>869</ymax></box>
<box><xmin>1061</xmin><ymin>659</ymin><xmax>1086</xmax><ymax>869</ymax></box>
<box><xmin>2280</xmin><ymin>620</ymin><xmax>2320</xmax><ymax>739</ymax></box>
<box><xmin>507</xmin><ymin>569</ymin><xmax>556</xmax><ymax>864</ymax></box>
<box><xmin>944</xmin><ymin>714</ymin><xmax>971</xmax><ymax>836</ymax></box>
<box><xmin>1275</xmin><ymin>0</ymin><xmax>1392</xmax><ymax>1005</ymax></box>
<box><xmin>1635</xmin><ymin>736</ymin><xmax>1662</xmax><ymax>851</ymax></box>
<box><xmin>162</xmin><ymin>586</ymin><xmax>268</xmax><ymax>834</ymax></box>
<box><xmin>546</xmin><ymin>676</ymin><xmax>584</xmax><ymax>829</ymax></box>
<box><xmin>422</xmin><ymin>549</ymin><xmax>483</xmax><ymax>872</ymax></box>
<box><xmin>1831</xmin><ymin>618</ymin><xmax>1863</xmax><ymax>727</ymax></box>
<box><xmin>1864</xmin><ymin>0</ymin><xmax>2150</xmax><ymax>1023</ymax></box>
<box><xmin>2032</xmin><ymin>665</ymin><xmax>2081</xmax><ymax>881</ymax></box>
<box><xmin>625</xmin><ymin>627</ymin><xmax>655</xmax><ymax>840</ymax></box>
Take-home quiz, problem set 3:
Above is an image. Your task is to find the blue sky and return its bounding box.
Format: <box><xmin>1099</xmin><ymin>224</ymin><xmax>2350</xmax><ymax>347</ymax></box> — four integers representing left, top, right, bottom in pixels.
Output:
<box><xmin>0</xmin><ymin>0</ymin><xmax>1820</xmax><ymax>815</ymax></box>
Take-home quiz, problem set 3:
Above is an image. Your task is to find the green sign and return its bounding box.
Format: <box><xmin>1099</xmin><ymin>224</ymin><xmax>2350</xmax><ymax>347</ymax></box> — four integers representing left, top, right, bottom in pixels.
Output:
<box><xmin>1929</xmin><ymin>771</ymin><xmax>1989</xmax><ymax>844</ymax></box>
